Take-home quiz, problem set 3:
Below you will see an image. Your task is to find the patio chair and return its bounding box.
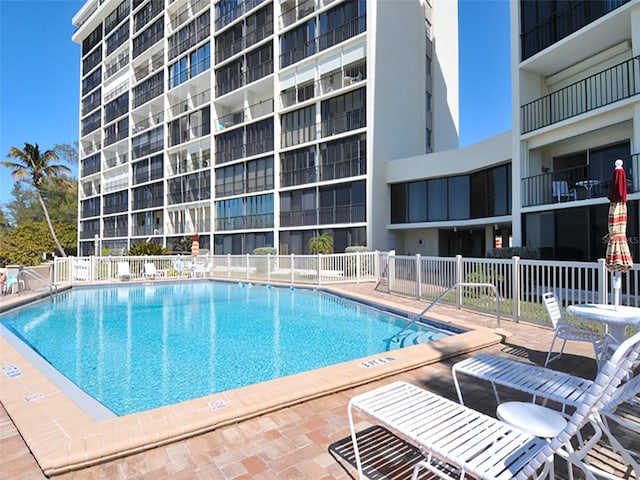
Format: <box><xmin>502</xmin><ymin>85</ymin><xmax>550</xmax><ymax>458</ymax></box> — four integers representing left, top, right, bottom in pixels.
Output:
<box><xmin>116</xmin><ymin>261</ymin><xmax>134</xmax><ymax>281</ymax></box>
<box><xmin>543</xmin><ymin>292</ymin><xmax>605</xmax><ymax>367</ymax></box>
<box><xmin>592</xmin><ymin>374</ymin><xmax>640</xmax><ymax>480</ymax></box>
<box><xmin>452</xmin><ymin>353</ymin><xmax>595</xmax><ymax>413</ymax></box>
<box><xmin>552</xmin><ymin>180</ymin><xmax>576</xmax><ymax>202</ymax></box>
<box><xmin>143</xmin><ymin>263</ymin><xmax>164</xmax><ymax>280</ymax></box>
<box><xmin>348</xmin><ymin>332</ymin><xmax>640</xmax><ymax>480</ymax></box>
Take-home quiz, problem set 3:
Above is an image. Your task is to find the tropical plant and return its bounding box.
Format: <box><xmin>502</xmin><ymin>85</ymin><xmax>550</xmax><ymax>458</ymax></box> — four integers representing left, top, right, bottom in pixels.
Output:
<box><xmin>308</xmin><ymin>232</ymin><xmax>333</xmax><ymax>254</ymax></box>
<box><xmin>2</xmin><ymin>143</ymin><xmax>72</xmax><ymax>257</ymax></box>
<box><xmin>128</xmin><ymin>241</ymin><xmax>170</xmax><ymax>256</ymax></box>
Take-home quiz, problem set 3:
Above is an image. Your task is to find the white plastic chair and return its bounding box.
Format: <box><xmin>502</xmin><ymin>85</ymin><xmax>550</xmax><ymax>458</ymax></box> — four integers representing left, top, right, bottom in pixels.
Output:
<box><xmin>552</xmin><ymin>180</ymin><xmax>576</xmax><ymax>202</ymax></box>
<box><xmin>116</xmin><ymin>261</ymin><xmax>134</xmax><ymax>281</ymax></box>
<box><xmin>543</xmin><ymin>292</ymin><xmax>605</xmax><ymax>367</ymax></box>
<box><xmin>143</xmin><ymin>263</ymin><xmax>160</xmax><ymax>280</ymax></box>
<box><xmin>593</xmin><ymin>375</ymin><xmax>640</xmax><ymax>480</ymax></box>
<box><xmin>348</xmin><ymin>332</ymin><xmax>640</xmax><ymax>480</ymax></box>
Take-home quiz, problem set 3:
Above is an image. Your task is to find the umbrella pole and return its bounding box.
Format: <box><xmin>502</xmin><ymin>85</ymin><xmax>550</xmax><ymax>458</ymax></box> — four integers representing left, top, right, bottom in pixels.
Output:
<box><xmin>613</xmin><ymin>271</ymin><xmax>621</xmax><ymax>309</ymax></box>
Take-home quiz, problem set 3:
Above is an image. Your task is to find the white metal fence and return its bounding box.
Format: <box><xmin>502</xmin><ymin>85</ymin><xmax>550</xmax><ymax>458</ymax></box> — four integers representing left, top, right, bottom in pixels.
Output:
<box><xmin>384</xmin><ymin>253</ymin><xmax>640</xmax><ymax>325</ymax></box>
<box><xmin>52</xmin><ymin>251</ymin><xmax>379</xmax><ymax>286</ymax></box>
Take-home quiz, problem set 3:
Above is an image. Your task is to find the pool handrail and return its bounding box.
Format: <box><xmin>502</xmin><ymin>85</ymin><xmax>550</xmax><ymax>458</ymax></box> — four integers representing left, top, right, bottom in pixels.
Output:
<box><xmin>390</xmin><ymin>282</ymin><xmax>501</xmax><ymax>343</ymax></box>
<box><xmin>20</xmin><ymin>269</ymin><xmax>58</xmax><ymax>297</ymax></box>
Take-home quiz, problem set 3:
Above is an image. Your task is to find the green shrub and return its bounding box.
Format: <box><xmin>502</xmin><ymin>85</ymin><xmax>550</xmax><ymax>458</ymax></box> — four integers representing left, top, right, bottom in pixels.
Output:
<box><xmin>128</xmin><ymin>241</ymin><xmax>170</xmax><ymax>256</ymax></box>
<box><xmin>309</xmin><ymin>232</ymin><xmax>333</xmax><ymax>254</ymax></box>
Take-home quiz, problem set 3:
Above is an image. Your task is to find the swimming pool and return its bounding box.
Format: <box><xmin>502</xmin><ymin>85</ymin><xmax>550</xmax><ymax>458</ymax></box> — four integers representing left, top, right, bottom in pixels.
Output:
<box><xmin>1</xmin><ymin>281</ymin><xmax>452</xmax><ymax>416</ymax></box>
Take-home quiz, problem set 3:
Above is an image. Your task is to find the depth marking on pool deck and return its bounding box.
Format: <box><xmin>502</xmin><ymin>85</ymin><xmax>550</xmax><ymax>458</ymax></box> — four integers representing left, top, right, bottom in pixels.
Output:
<box><xmin>208</xmin><ymin>399</ymin><xmax>227</xmax><ymax>410</ymax></box>
<box><xmin>2</xmin><ymin>364</ymin><xmax>22</xmax><ymax>378</ymax></box>
<box><xmin>360</xmin><ymin>356</ymin><xmax>396</xmax><ymax>368</ymax></box>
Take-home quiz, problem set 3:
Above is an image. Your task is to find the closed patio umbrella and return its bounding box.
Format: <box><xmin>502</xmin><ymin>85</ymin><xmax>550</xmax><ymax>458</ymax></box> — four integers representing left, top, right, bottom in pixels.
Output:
<box><xmin>192</xmin><ymin>233</ymin><xmax>200</xmax><ymax>257</ymax></box>
<box><xmin>605</xmin><ymin>159</ymin><xmax>633</xmax><ymax>307</ymax></box>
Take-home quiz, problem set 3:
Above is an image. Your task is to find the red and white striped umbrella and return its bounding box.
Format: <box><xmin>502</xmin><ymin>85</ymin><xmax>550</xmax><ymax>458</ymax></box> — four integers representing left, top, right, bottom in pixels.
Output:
<box><xmin>605</xmin><ymin>159</ymin><xmax>633</xmax><ymax>273</ymax></box>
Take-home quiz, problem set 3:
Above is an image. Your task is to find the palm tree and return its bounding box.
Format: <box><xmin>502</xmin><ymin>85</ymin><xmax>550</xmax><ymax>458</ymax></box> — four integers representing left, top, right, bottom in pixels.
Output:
<box><xmin>308</xmin><ymin>232</ymin><xmax>334</xmax><ymax>254</ymax></box>
<box><xmin>2</xmin><ymin>143</ymin><xmax>72</xmax><ymax>257</ymax></box>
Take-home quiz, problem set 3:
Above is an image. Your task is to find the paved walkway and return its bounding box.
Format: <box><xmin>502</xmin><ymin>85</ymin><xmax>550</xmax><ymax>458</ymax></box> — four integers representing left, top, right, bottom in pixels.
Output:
<box><xmin>0</xmin><ymin>284</ymin><xmax>633</xmax><ymax>479</ymax></box>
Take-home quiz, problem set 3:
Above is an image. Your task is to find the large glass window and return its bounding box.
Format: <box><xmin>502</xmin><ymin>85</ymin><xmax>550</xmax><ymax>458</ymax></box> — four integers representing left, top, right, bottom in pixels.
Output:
<box><xmin>408</xmin><ymin>181</ymin><xmax>427</xmax><ymax>223</ymax></box>
<box><xmin>427</xmin><ymin>178</ymin><xmax>447</xmax><ymax>221</ymax></box>
<box><xmin>391</xmin><ymin>164</ymin><xmax>511</xmax><ymax>223</ymax></box>
<box><xmin>448</xmin><ymin>176</ymin><xmax>469</xmax><ymax>220</ymax></box>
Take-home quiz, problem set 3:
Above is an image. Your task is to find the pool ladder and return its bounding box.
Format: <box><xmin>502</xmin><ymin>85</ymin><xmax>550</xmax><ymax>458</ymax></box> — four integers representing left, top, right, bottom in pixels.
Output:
<box><xmin>389</xmin><ymin>282</ymin><xmax>501</xmax><ymax>344</ymax></box>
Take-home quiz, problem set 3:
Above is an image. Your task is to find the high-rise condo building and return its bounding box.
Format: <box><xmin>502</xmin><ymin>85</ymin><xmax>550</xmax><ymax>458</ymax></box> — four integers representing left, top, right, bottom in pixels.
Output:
<box><xmin>73</xmin><ymin>0</ymin><xmax>459</xmax><ymax>256</ymax></box>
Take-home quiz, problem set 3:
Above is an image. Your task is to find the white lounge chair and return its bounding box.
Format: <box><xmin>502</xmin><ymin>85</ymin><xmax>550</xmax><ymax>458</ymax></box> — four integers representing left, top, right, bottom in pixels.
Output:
<box><xmin>452</xmin><ymin>353</ymin><xmax>594</xmax><ymax>413</ymax></box>
<box><xmin>143</xmin><ymin>263</ymin><xmax>165</xmax><ymax>280</ymax></box>
<box><xmin>348</xmin><ymin>332</ymin><xmax>640</xmax><ymax>480</ymax></box>
<box><xmin>543</xmin><ymin>292</ymin><xmax>605</xmax><ymax>367</ymax></box>
<box><xmin>593</xmin><ymin>374</ymin><xmax>640</xmax><ymax>480</ymax></box>
<box><xmin>116</xmin><ymin>261</ymin><xmax>134</xmax><ymax>281</ymax></box>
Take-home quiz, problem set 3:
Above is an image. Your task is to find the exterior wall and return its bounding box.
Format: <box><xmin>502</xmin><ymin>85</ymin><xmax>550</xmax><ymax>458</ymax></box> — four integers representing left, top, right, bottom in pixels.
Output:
<box><xmin>386</xmin><ymin>131</ymin><xmax>512</xmax><ymax>256</ymax></box>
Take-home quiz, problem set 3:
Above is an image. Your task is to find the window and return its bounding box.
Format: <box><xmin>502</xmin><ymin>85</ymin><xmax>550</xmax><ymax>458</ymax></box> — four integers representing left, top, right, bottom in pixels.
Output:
<box><xmin>321</xmin><ymin>88</ymin><xmax>365</xmax><ymax>136</ymax></box>
<box><xmin>281</xmin><ymin>105</ymin><xmax>315</xmax><ymax>147</ymax></box>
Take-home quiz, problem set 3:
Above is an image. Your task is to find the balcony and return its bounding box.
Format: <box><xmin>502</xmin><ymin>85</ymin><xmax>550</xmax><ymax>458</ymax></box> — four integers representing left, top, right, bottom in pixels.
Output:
<box><xmin>321</xmin><ymin>108</ymin><xmax>366</xmax><ymax>137</ymax></box>
<box><xmin>171</xmin><ymin>220</ymin><xmax>210</xmax><ymax>235</ymax></box>
<box><xmin>317</xmin><ymin>15</ymin><xmax>366</xmax><ymax>52</ymax></box>
<box><xmin>132</xmin><ymin>225</ymin><xmax>163</xmax><ymax>237</ymax></box>
<box><xmin>214</xmin><ymin>0</ymin><xmax>266</xmax><ymax>30</ymax></box>
<box><xmin>521</xmin><ymin>154</ymin><xmax>638</xmax><ymax>208</ymax></box>
<box><xmin>280</xmin><ymin>203</ymin><xmax>365</xmax><ymax>227</ymax></box>
<box><xmin>280</xmin><ymin>0</ymin><xmax>315</xmax><ymax>29</ymax></box>
<box><xmin>215</xmin><ymin>213</ymin><xmax>274</xmax><ymax>231</ymax></box>
<box><xmin>521</xmin><ymin>55</ymin><xmax>640</xmax><ymax>134</ymax></box>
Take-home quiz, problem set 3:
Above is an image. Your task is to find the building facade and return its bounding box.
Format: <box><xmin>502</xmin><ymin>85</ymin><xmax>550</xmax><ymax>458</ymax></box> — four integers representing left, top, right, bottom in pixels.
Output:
<box><xmin>73</xmin><ymin>0</ymin><xmax>459</xmax><ymax>256</ymax></box>
<box><xmin>388</xmin><ymin>0</ymin><xmax>640</xmax><ymax>263</ymax></box>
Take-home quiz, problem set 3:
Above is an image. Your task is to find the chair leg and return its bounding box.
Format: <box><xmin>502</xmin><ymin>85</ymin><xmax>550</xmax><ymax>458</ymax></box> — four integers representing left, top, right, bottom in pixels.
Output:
<box><xmin>545</xmin><ymin>334</ymin><xmax>562</xmax><ymax>366</ymax></box>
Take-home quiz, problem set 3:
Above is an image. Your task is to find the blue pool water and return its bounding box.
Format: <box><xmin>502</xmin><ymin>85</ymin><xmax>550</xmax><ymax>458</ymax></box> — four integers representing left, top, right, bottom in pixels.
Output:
<box><xmin>1</xmin><ymin>282</ymin><xmax>453</xmax><ymax>416</ymax></box>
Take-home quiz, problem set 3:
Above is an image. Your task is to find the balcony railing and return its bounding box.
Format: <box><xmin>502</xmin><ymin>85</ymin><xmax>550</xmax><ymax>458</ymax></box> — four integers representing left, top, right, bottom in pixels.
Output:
<box><xmin>171</xmin><ymin>220</ymin><xmax>210</xmax><ymax>234</ymax></box>
<box><xmin>319</xmin><ymin>157</ymin><xmax>366</xmax><ymax>182</ymax></box>
<box><xmin>521</xmin><ymin>156</ymin><xmax>637</xmax><ymax>208</ymax></box>
<box><xmin>321</xmin><ymin>108</ymin><xmax>366</xmax><ymax>137</ymax></box>
<box><xmin>280</xmin><ymin>204</ymin><xmax>365</xmax><ymax>227</ymax></box>
<box><xmin>132</xmin><ymin>225</ymin><xmax>163</xmax><ymax>236</ymax></box>
<box><xmin>521</xmin><ymin>0</ymin><xmax>630</xmax><ymax>61</ymax></box>
<box><xmin>279</xmin><ymin>0</ymin><xmax>315</xmax><ymax>29</ymax></box>
<box><xmin>215</xmin><ymin>213</ymin><xmax>274</xmax><ymax>231</ymax></box>
<box><xmin>521</xmin><ymin>55</ymin><xmax>640</xmax><ymax>134</ymax></box>
<box><xmin>214</xmin><ymin>0</ymin><xmax>266</xmax><ymax>30</ymax></box>
<box><xmin>317</xmin><ymin>15</ymin><xmax>366</xmax><ymax>52</ymax></box>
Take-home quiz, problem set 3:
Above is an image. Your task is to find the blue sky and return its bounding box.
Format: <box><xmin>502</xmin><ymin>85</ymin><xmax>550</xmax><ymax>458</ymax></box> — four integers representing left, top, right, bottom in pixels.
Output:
<box><xmin>0</xmin><ymin>0</ymin><xmax>511</xmax><ymax>208</ymax></box>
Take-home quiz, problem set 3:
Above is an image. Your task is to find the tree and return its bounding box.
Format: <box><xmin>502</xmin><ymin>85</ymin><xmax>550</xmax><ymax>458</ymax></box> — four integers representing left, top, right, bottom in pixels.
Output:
<box><xmin>0</xmin><ymin>206</ymin><xmax>9</xmax><ymax>238</ymax></box>
<box><xmin>0</xmin><ymin>221</ymin><xmax>76</xmax><ymax>266</ymax></box>
<box><xmin>308</xmin><ymin>232</ymin><xmax>334</xmax><ymax>254</ymax></box>
<box><xmin>2</xmin><ymin>143</ymin><xmax>72</xmax><ymax>257</ymax></box>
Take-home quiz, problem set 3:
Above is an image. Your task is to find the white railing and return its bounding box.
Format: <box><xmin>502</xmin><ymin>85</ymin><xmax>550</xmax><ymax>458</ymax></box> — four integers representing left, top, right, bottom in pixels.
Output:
<box><xmin>385</xmin><ymin>253</ymin><xmax>640</xmax><ymax>326</ymax></box>
<box><xmin>52</xmin><ymin>251</ymin><xmax>379</xmax><ymax>286</ymax></box>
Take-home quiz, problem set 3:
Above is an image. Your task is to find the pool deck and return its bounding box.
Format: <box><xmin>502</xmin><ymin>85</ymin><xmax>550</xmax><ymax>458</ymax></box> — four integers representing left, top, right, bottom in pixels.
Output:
<box><xmin>0</xmin><ymin>283</ymin><xmax>633</xmax><ymax>479</ymax></box>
